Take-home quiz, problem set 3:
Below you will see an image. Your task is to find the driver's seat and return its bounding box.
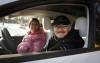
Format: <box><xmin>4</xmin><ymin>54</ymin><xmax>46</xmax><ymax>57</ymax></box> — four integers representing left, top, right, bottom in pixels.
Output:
<box><xmin>0</xmin><ymin>28</ymin><xmax>16</xmax><ymax>53</ymax></box>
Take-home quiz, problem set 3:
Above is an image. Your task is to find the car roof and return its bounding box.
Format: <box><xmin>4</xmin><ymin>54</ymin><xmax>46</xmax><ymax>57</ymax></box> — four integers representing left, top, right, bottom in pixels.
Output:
<box><xmin>0</xmin><ymin>0</ymin><xmax>94</xmax><ymax>17</ymax></box>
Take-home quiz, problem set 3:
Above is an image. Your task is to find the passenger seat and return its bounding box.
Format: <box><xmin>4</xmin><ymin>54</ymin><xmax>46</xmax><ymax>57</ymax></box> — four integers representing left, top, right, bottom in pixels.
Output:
<box><xmin>42</xmin><ymin>17</ymin><xmax>53</xmax><ymax>51</ymax></box>
<box><xmin>75</xmin><ymin>17</ymin><xmax>88</xmax><ymax>48</ymax></box>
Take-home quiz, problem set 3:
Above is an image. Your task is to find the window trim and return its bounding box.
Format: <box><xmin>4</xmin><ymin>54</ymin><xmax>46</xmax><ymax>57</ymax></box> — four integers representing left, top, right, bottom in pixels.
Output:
<box><xmin>0</xmin><ymin>48</ymin><xmax>100</xmax><ymax>63</ymax></box>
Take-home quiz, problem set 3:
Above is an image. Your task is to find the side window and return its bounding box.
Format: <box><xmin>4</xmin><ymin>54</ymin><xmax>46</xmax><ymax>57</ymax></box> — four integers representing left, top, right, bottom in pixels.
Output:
<box><xmin>0</xmin><ymin>3</ymin><xmax>89</xmax><ymax>55</ymax></box>
<box><xmin>0</xmin><ymin>16</ymin><xmax>28</xmax><ymax>36</ymax></box>
<box><xmin>0</xmin><ymin>16</ymin><xmax>46</xmax><ymax>37</ymax></box>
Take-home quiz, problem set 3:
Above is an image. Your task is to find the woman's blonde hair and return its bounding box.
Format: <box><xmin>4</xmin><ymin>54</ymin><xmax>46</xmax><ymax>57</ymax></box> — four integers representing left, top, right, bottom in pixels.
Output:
<box><xmin>29</xmin><ymin>18</ymin><xmax>40</xmax><ymax>30</ymax></box>
<box><xmin>28</xmin><ymin>18</ymin><xmax>40</xmax><ymax>28</ymax></box>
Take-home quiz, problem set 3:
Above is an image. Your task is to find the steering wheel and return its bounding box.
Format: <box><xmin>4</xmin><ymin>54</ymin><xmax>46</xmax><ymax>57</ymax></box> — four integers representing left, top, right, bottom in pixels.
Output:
<box><xmin>0</xmin><ymin>28</ymin><xmax>16</xmax><ymax>53</ymax></box>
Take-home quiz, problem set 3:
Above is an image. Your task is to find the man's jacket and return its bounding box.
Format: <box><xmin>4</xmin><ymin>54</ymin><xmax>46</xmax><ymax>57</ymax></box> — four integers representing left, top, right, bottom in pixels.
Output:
<box><xmin>47</xmin><ymin>29</ymin><xmax>84</xmax><ymax>51</ymax></box>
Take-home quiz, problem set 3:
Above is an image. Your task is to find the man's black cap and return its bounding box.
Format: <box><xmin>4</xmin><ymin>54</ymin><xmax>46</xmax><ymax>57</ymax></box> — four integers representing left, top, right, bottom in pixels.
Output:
<box><xmin>52</xmin><ymin>15</ymin><xmax>70</xmax><ymax>26</ymax></box>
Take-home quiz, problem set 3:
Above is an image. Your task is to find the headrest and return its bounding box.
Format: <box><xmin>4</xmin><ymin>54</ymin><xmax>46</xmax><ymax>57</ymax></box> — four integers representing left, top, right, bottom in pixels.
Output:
<box><xmin>75</xmin><ymin>17</ymin><xmax>87</xmax><ymax>37</ymax></box>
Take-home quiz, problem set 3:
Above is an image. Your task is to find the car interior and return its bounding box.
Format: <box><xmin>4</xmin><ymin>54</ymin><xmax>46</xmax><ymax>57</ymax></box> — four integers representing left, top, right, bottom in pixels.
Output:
<box><xmin>0</xmin><ymin>4</ymin><xmax>88</xmax><ymax>55</ymax></box>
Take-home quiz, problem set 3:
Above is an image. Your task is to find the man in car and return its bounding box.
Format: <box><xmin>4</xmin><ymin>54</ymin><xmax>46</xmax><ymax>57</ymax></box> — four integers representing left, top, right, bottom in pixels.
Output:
<box><xmin>47</xmin><ymin>15</ymin><xmax>84</xmax><ymax>51</ymax></box>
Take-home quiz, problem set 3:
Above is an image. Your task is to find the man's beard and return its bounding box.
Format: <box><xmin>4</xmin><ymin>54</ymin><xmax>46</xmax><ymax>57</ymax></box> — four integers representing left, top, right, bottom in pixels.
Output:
<box><xmin>55</xmin><ymin>32</ymin><xmax>68</xmax><ymax>38</ymax></box>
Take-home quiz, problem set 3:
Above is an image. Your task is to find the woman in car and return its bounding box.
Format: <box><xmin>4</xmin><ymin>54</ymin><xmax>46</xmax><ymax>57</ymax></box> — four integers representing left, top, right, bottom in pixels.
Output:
<box><xmin>17</xmin><ymin>18</ymin><xmax>47</xmax><ymax>53</ymax></box>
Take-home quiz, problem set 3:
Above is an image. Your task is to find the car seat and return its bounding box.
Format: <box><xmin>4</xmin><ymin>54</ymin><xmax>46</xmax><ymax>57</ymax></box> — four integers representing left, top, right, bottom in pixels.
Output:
<box><xmin>42</xmin><ymin>17</ymin><xmax>53</xmax><ymax>51</ymax></box>
<box><xmin>75</xmin><ymin>17</ymin><xmax>88</xmax><ymax>48</ymax></box>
